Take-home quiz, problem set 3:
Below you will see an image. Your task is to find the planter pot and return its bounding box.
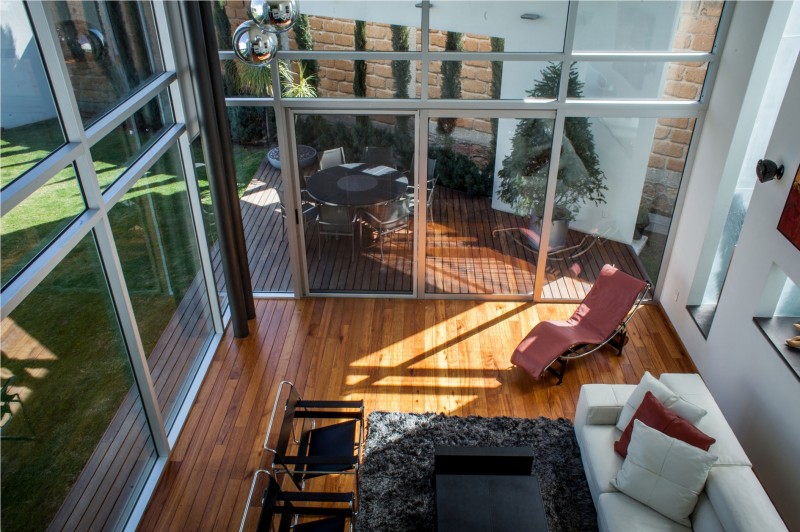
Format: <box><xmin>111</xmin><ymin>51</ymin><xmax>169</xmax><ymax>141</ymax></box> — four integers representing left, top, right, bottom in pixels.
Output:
<box><xmin>267</xmin><ymin>145</ymin><xmax>317</xmax><ymax>170</ymax></box>
<box><xmin>529</xmin><ymin>217</ymin><xmax>569</xmax><ymax>251</ymax></box>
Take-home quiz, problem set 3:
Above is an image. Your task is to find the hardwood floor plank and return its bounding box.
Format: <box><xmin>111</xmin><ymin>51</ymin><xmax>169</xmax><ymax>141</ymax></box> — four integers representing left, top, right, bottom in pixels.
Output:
<box><xmin>141</xmin><ymin>300</ymin><xmax>694</xmax><ymax>530</ymax></box>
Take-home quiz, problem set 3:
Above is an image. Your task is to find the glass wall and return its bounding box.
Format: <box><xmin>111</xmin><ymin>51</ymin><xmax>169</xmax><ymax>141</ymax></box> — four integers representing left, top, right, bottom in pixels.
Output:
<box><xmin>1</xmin><ymin>165</ymin><xmax>85</xmax><ymax>286</ymax></box>
<box><xmin>108</xmin><ymin>146</ymin><xmax>215</xmax><ymax>430</ymax></box>
<box><xmin>296</xmin><ymin>113</ymin><xmax>415</xmax><ymax>294</ymax></box>
<box><xmin>1</xmin><ymin>234</ymin><xmax>157</xmax><ymax>531</ymax></box>
<box><xmin>1</xmin><ymin>1</ymin><xmax>220</xmax><ymax>529</ymax></box>
<box><xmin>46</xmin><ymin>0</ymin><xmax>164</xmax><ymax>126</ymax></box>
<box><xmin>426</xmin><ymin>114</ymin><xmax>553</xmax><ymax>295</ymax></box>
<box><xmin>0</xmin><ymin>1</ymin><xmax>65</xmax><ymax>188</ymax></box>
<box><xmin>538</xmin><ymin>116</ymin><xmax>696</xmax><ymax>300</ymax></box>
<box><xmin>215</xmin><ymin>0</ymin><xmax>725</xmax><ymax>301</ymax></box>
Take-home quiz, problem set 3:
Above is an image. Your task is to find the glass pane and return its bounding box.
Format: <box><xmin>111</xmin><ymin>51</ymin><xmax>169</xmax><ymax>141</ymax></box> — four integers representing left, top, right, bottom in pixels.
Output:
<box><xmin>47</xmin><ymin>0</ymin><xmax>164</xmax><ymax>126</ymax></box>
<box><xmin>0</xmin><ymin>1</ymin><xmax>66</xmax><ymax>188</ymax></box>
<box><xmin>93</xmin><ymin>91</ymin><xmax>174</xmax><ymax>190</ymax></box>
<box><xmin>572</xmin><ymin>62</ymin><xmax>708</xmax><ymax>100</ymax></box>
<box><xmin>539</xmin><ymin>116</ymin><xmax>695</xmax><ymax>300</ymax></box>
<box><xmin>1</xmin><ymin>233</ymin><xmax>157</xmax><ymax>531</ymax></box>
<box><xmin>108</xmin><ymin>145</ymin><xmax>214</xmax><ymax>430</ymax></box>
<box><xmin>574</xmin><ymin>1</ymin><xmax>723</xmax><ymax>52</ymax></box>
<box><xmin>1</xmin><ymin>164</ymin><xmax>85</xmax><ymax>287</ymax></box>
<box><xmin>429</xmin><ymin>1</ymin><xmax>568</xmax><ymax>53</ymax></box>
<box><xmin>190</xmin><ymin>136</ymin><xmax>226</xmax><ymax>306</ymax></box>
<box><xmin>226</xmin><ymin>106</ymin><xmax>294</xmax><ymax>293</ymax></box>
<box><xmin>296</xmin><ymin>113</ymin><xmax>415</xmax><ymax>294</ymax></box>
<box><xmin>428</xmin><ymin>115</ymin><xmax>551</xmax><ymax>295</ymax></box>
<box><xmin>429</xmin><ymin>61</ymin><xmax>558</xmax><ymax>100</ymax></box>
<box><xmin>231</xmin><ymin>59</ymin><xmax>421</xmax><ymax>99</ymax></box>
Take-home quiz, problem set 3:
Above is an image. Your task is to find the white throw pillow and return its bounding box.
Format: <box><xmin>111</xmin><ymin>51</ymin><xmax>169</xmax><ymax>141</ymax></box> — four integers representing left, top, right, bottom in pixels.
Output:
<box><xmin>616</xmin><ymin>371</ymin><xmax>706</xmax><ymax>431</ymax></box>
<box><xmin>613</xmin><ymin>420</ymin><xmax>717</xmax><ymax>526</ymax></box>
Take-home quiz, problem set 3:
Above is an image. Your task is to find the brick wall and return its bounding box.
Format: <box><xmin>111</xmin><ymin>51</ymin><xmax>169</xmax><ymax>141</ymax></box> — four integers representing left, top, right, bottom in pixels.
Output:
<box><xmin>644</xmin><ymin>0</ymin><xmax>722</xmax><ymax>217</ymax></box>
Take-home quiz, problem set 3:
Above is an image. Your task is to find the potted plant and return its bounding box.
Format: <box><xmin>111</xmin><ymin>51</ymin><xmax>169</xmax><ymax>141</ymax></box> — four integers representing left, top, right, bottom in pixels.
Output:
<box><xmin>497</xmin><ymin>63</ymin><xmax>607</xmax><ymax>249</ymax></box>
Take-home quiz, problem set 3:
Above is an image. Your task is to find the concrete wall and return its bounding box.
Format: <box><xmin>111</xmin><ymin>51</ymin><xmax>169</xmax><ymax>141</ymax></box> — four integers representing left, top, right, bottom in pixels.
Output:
<box><xmin>660</xmin><ymin>1</ymin><xmax>800</xmax><ymax>529</ymax></box>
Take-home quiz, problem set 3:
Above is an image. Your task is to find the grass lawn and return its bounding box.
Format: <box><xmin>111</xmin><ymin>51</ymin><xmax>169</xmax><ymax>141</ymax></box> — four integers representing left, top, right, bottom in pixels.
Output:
<box><xmin>0</xmin><ymin>130</ymin><xmax>272</xmax><ymax>529</ymax></box>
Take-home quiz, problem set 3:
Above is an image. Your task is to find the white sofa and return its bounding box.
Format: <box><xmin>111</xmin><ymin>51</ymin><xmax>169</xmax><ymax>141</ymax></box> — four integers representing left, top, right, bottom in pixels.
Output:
<box><xmin>574</xmin><ymin>373</ymin><xmax>787</xmax><ymax>532</ymax></box>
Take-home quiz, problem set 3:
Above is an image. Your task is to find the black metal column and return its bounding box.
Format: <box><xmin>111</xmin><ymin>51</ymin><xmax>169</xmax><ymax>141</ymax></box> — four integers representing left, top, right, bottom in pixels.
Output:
<box><xmin>179</xmin><ymin>1</ymin><xmax>250</xmax><ymax>337</ymax></box>
<box><xmin>197</xmin><ymin>0</ymin><xmax>256</xmax><ymax>320</ymax></box>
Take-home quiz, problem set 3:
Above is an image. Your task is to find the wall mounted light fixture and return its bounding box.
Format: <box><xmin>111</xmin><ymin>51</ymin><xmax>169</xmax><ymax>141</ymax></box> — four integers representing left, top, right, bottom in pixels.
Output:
<box><xmin>756</xmin><ymin>159</ymin><xmax>784</xmax><ymax>183</ymax></box>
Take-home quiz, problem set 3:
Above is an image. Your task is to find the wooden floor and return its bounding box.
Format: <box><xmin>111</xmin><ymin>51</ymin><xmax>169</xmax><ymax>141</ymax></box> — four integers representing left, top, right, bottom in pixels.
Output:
<box><xmin>239</xmin><ymin>163</ymin><xmax>649</xmax><ymax>297</ymax></box>
<box><xmin>140</xmin><ymin>297</ymin><xmax>696</xmax><ymax>531</ymax></box>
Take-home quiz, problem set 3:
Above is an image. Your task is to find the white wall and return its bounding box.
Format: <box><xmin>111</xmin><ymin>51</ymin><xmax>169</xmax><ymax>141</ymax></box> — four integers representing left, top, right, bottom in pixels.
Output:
<box><xmin>661</xmin><ymin>2</ymin><xmax>800</xmax><ymax>529</ymax></box>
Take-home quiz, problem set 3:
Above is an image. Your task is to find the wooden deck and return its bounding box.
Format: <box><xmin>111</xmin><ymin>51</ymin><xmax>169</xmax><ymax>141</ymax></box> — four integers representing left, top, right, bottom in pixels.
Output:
<box><xmin>240</xmin><ymin>162</ymin><xmax>649</xmax><ymax>297</ymax></box>
<box><xmin>140</xmin><ymin>297</ymin><xmax>697</xmax><ymax>530</ymax></box>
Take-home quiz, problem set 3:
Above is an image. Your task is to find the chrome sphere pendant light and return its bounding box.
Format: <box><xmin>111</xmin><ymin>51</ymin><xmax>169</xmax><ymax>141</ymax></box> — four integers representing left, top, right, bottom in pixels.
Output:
<box><xmin>248</xmin><ymin>0</ymin><xmax>299</xmax><ymax>33</ymax></box>
<box><xmin>233</xmin><ymin>20</ymin><xmax>277</xmax><ymax>66</ymax></box>
<box><xmin>233</xmin><ymin>0</ymin><xmax>299</xmax><ymax>67</ymax></box>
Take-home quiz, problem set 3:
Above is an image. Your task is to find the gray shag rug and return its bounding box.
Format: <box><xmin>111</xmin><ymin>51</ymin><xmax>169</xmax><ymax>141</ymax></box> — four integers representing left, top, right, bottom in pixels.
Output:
<box><xmin>357</xmin><ymin>412</ymin><xmax>597</xmax><ymax>532</ymax></box>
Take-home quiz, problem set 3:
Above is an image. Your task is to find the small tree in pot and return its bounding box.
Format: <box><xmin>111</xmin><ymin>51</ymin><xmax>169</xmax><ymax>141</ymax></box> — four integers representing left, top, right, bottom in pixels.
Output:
<box><xmin>497</xmin><ymin>63</ymin><xmax>607</xmax><ymax>248</ymax></box>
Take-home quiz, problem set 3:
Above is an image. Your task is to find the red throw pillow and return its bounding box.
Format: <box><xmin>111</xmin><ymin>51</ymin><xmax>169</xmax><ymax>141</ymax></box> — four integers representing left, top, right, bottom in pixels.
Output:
<box><xmin>614</xmin><ymin>391</ymin><xmax>716</xmax><ymax>457</ymax></box>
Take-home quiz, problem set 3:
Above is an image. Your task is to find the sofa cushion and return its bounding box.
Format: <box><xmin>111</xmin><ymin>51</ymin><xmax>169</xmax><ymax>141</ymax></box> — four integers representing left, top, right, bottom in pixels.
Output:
<box><xmin>659</xmin><ymin>374</ymin><xmax>752</xmax><ymax>466</ymax></box>
<box><xmin>617</xmin><ymin>372</ymin><xmax>706</xmax><ymax>432</ymax></box>
<box><xmin>574</xmin><ymin>384</ymin><xmax>636</xmax><ymax>439</ymax></box>
<box><xmin>704</xmin><ymin>466</ymin><xmax>788</xmax><ymax>532</ymax></box>
<box><xmin>615</xmin><ymin>391</ymin><xmax>716</xmax><ymax>457</ymax></box>
<box><xmin>690</xmin><ymin>492</ymin><xmax>725</xmax><ymax>532</ymax></box>
<box><xmin>612</xmin><ymin>421</ymin><xmax>717</xmax><ymax>526</ymax></box>
<box><xmin>597</xmin><ymin>492</ymin><xmax>691</xmax><ymax>532</ymax></box>
<box><xmin>580</xmin><ymin>424</ymin><xmax>624</xmax><ymax>501</ymax></box>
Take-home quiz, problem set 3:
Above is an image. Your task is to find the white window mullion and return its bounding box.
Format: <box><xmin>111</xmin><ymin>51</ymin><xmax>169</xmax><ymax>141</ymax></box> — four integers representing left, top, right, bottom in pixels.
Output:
<box><xmin>27</xmin><ymin>0</ymin><xmax>170</xmax><ymax>456</ymax></box>
<box><xmin>557</xmin><ymin>0</ymin><xmax>579</xmax><ymax>103</ymax></box>
<box><xmin>1</xmin><ymin>142</ymin><xmax>84</xmax><ymax>215</ymax></box>
<box><xmin>532</xmin><ymin>114</ymin><xmax>566</xmax><ymax>302</ymax></box>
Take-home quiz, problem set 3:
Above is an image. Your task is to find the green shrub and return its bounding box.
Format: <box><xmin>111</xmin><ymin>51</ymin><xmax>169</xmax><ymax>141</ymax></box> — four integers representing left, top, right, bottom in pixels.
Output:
<box><xmin>429</xmin><ymin>146</ymin><xmax>492</xmax><ymax>196</ymax></box>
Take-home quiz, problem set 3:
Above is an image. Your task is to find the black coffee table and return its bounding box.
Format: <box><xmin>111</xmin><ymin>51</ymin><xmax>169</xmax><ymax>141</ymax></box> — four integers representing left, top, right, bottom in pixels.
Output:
<box><xmin>435</xmin><ymin>446</ymin><xmax>549</xmax><ymax>532</ymax></box>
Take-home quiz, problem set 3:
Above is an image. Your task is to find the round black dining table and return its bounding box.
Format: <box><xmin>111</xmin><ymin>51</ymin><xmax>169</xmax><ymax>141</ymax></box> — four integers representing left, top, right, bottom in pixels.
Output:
<box><xmin>305</xmin><ymin>163</ymin><xmax>408</xmax><ymax>207</ymax></box>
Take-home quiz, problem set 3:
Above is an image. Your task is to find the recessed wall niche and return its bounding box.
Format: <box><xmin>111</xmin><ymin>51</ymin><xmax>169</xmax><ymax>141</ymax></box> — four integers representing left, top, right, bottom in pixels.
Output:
<box><xmin>754</xmin><ymin>263</ymin><xmax>800</xmax><ymax>381</ymax></box>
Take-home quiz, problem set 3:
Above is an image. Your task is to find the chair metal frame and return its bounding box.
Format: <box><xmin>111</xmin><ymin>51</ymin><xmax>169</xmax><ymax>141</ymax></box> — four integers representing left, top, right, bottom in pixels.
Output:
<box><xmin>263</xmin><ymin>381</ymin><xmax>364</xmax><ymax>492</ymax></box>
<box><xmin>318</xmin><ymin>147</ymin><xmax>346</xmax><ymax>170</ymax></box>
<box><xmin>317</xmin><ymin>204</ymin><xmax>359</xmax><ymax>261</ymax></box>
<box><xmin>360</xmin><ymin>196</ymin><xmax>411</xmax><ymax>261</ymax></box>
<box><xmin>240</xmin><ymin>470</ymin><xmax>354</xmax><ymax>532</ymax></box>
<box><xmin>544</xmin><ymin>281</ymin><xmax>651</xmax><ymax>384</ymax></box>
<box><xmin>492</xmin><ymin>226</ymin><xmax>603</xmax><ymax>264</ymax></box>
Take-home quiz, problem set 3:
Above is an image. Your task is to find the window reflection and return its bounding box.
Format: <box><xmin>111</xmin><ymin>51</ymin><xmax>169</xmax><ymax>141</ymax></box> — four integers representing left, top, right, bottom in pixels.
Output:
<box><xmin>47</xmin><ymin>0</ymin><xmax>164</xmax><ymax>126</ymax></box>
<box><xmin>0</xmin><ymin>232</ymin><xmax>157</xmax><ymax>531</ymax></box>
<box><xmin>1</xmin><ymin>164</ymin><xmax>85</xmax><ymax>288</ymax></box>
<box><xmin>0</xmin><ymin>1</ymin><xmax>66</xmax><ymax>188</ymax></box>
<box><xmin>92</xmin><ymin>91</ymin><xmax>174</xmax><ymax>190</ymax></box>
<box><xmin>107</xmin><ymin>145</ymin><xmax>214</xmax><ymax>430</ymax></box>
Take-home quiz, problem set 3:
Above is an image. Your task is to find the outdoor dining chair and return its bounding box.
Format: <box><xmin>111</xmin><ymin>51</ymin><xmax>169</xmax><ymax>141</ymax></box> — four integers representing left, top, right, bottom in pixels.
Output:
<box><xmin>408</xmin><ymin>158</ymin><xmax>437</xmax><ymax>223</ymax></box>
<box><xmin>364</xmin><ymin>146</ymin><xmax>395</xmax><ymax>168</ymax></box>
<box><xmin>319</xmin><ymin>147</ymin><xmax>346</xmax><ymax>170</ymax></box>
<box><xmin>511</xmin><ymin>264</ymin><xmax>650</xmax><ymax>384</ymax></box>
<box><xmin>317</xmin><ymin>204</ymin><xmax>359</xmax><ymax>261</ymax></box>
<box><xmin>361</xmin><ymin>196</ymin><xmax>411</xmax><ymax>261</ymax></box>
<box><xmin>276</xmin><ymin>188</ymin><xmax>318</xmax><ymax>239</ymax></box>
